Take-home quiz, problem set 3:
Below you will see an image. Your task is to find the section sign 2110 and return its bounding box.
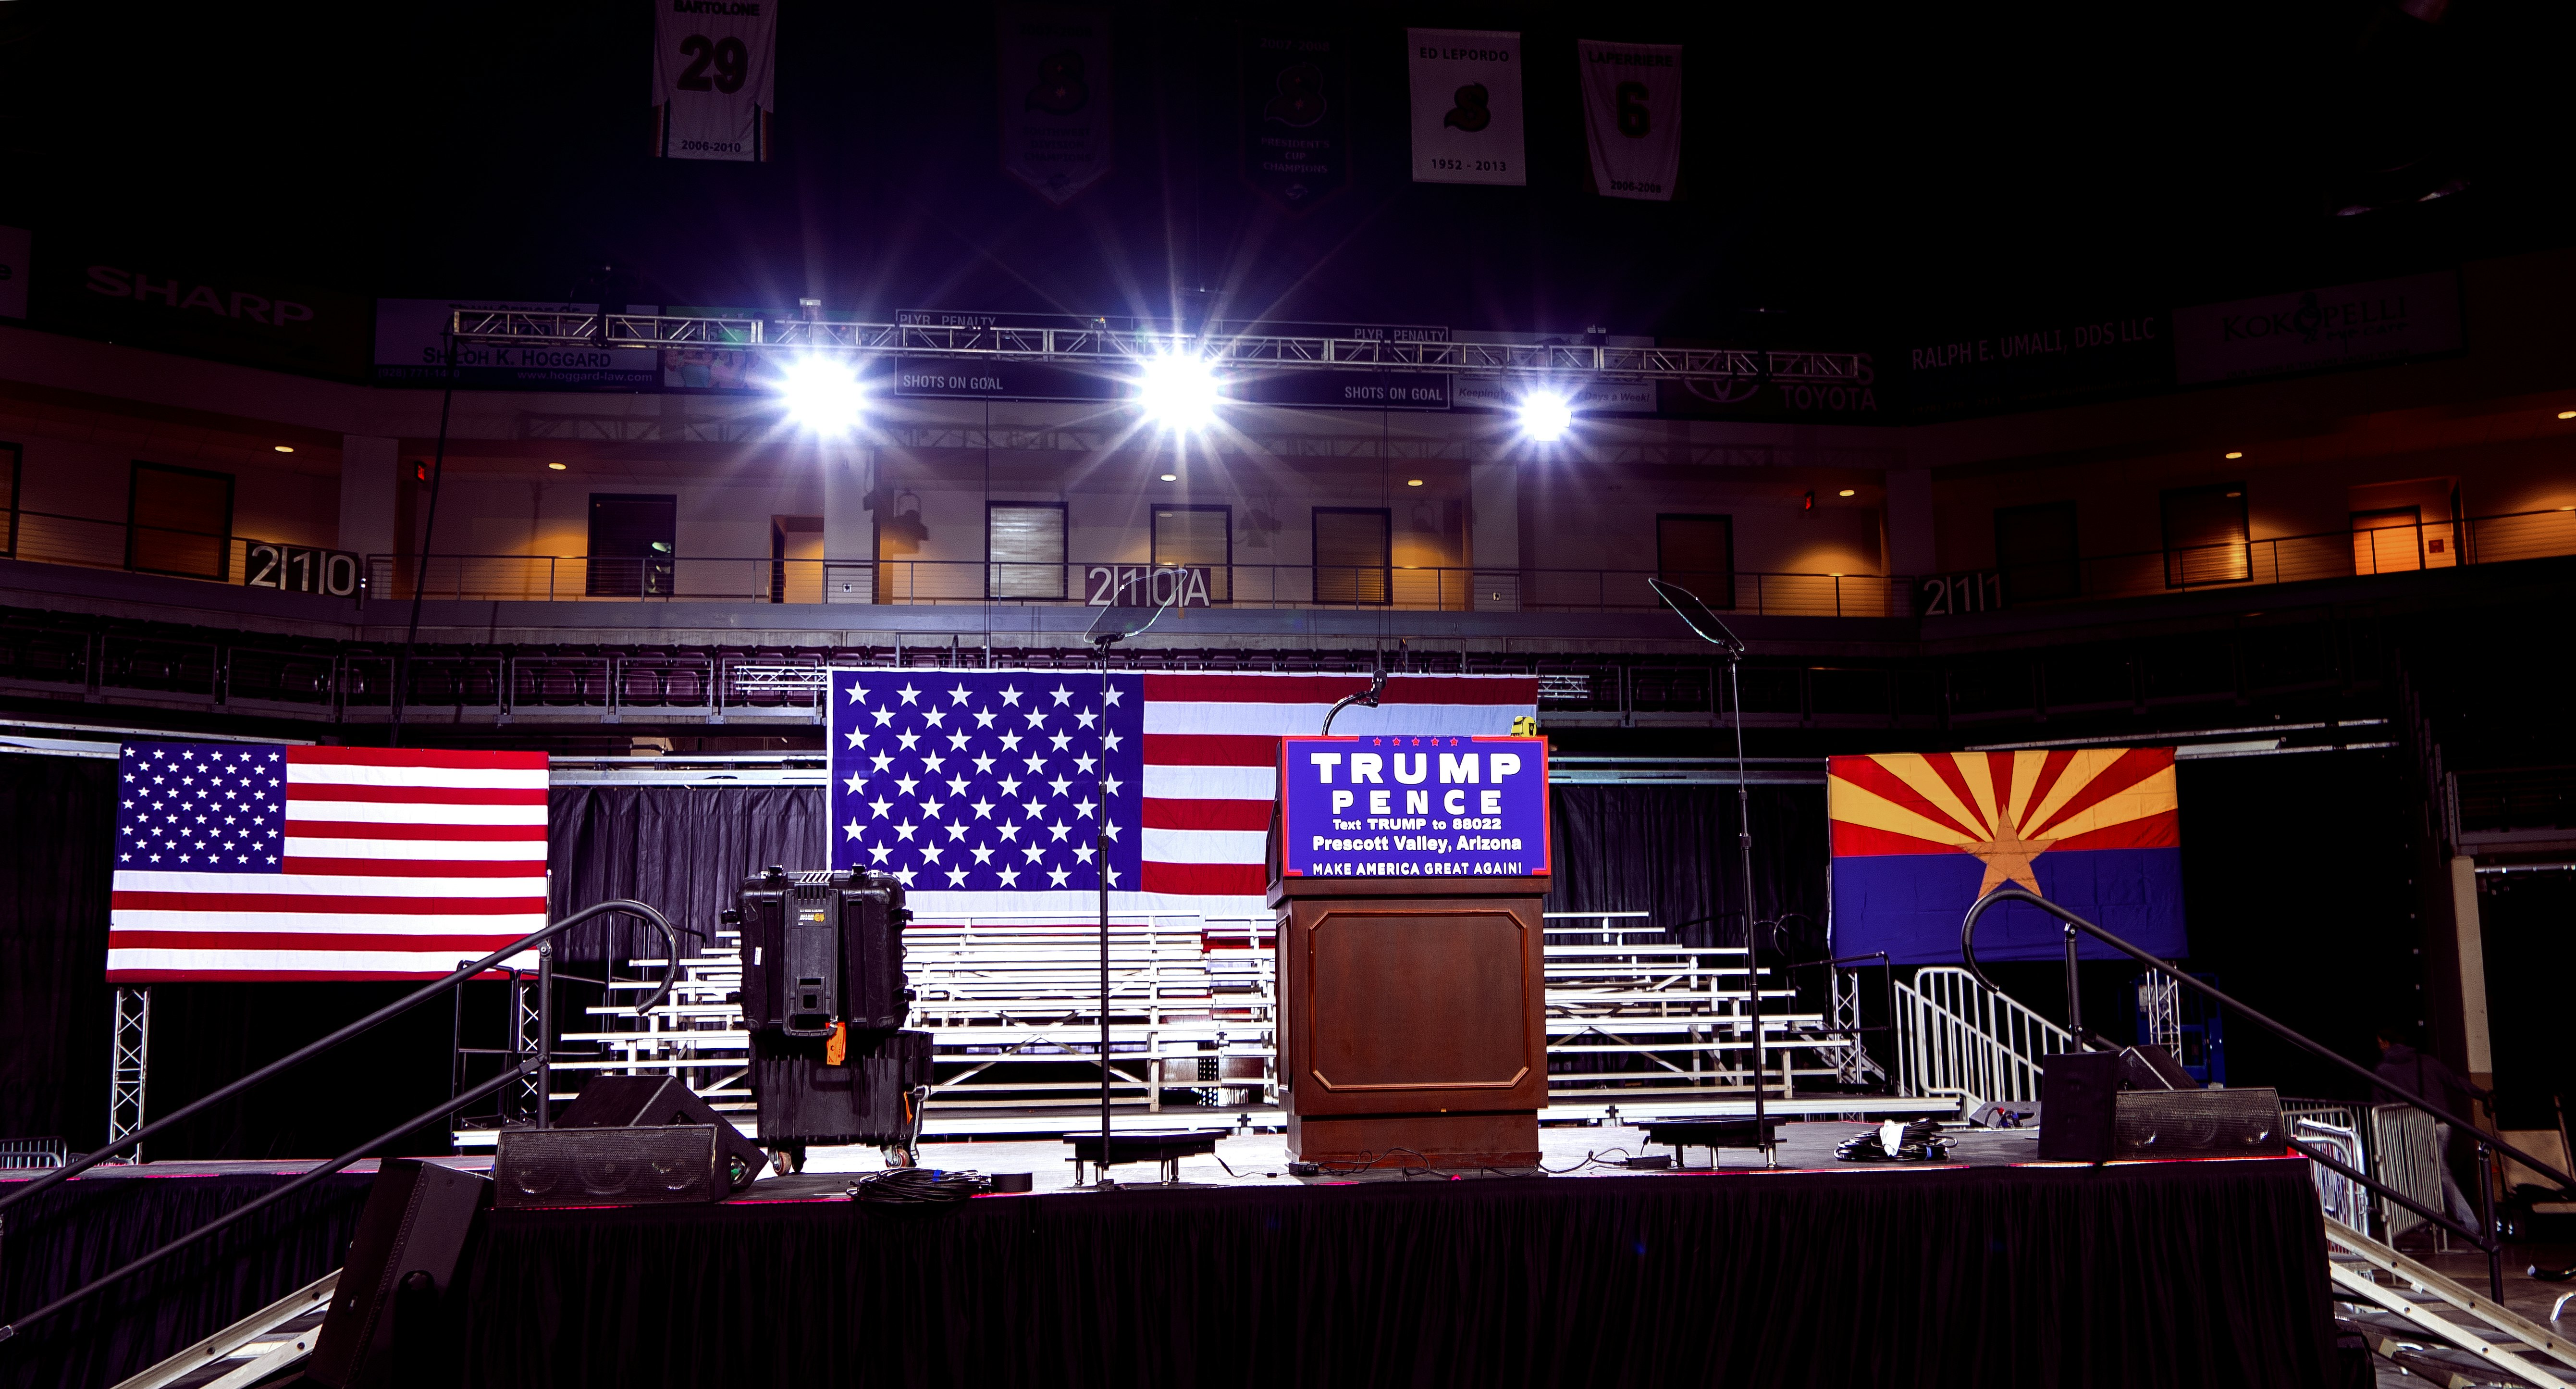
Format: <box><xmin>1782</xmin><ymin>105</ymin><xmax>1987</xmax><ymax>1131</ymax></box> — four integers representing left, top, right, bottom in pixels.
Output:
<box><xmin>1278</xmin><ymin>734</ymin><xmax>1550</xmax><ymax>879</ymax></box>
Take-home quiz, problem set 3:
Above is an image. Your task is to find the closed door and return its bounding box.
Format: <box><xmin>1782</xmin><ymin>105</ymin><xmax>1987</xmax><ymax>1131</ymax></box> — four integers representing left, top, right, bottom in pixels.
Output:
<box><xmin>128</xmin><ymin>462</ymin><xmax>234</xmax><ymax>580</ymax></box>
<box><xmin>2351</xmin><ymin>506</ymin><xmax>2423</xmax><ymax>574</ymax></box>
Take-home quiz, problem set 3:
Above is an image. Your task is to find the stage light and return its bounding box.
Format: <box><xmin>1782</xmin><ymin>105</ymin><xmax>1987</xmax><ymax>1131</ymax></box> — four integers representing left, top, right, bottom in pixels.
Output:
<box><xmin>778</xmin><ymin>354</ymin><xmax>865</xmax><ymax>434</ymax></box>
<box><xmin>1517</xmin><ymin>391</ymin><xmax>1574</xmax><ymax>442</ymax></box>
<box><xmin>1406</xmin><ymin>478</ymin><xmax>1424</xmax><ymax>487</ymax></box>
<box><xmin>2225</xmin><ymin>450</ymin><xmax>2243</xmax><ymax>459</ymax></box>
<box><xmin>548</xmin><ymin>462</ymin><xmax>567</xmax><ymax>471</ymax></box>
<box><xmin>273</xmin><ymin>445</ymin><xmax>295</xmax><ymax>453</ymax></box>
<box><xmin>1136</xmin><ymin>353</ymin><xmax>1220</xmax><ymax>431</ymax></box>
<box><xmin>2558</xmin><ymin>410</ymin><xmax>2575</xmax><ymax>420</ymax></box>
<box><xmin>1160</xmin><ymin>473</ymin><xmax>1178</xmax><ymax>482</ymax></box>
<box><xmin>1837</xmin><ymin>488</ymin><xmax>1856</xmax><ymax>497</ymax></box>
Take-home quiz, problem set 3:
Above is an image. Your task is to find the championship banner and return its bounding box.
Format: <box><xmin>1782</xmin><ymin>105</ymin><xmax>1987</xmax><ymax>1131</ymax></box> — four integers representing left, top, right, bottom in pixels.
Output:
<box><xmin>999</xmin><ymin>6</ymin><xmax>1114</xmax><ymax>206</ymax></box>
<box><xmin>1577</xmin><ymin>40</ymin><xmax>1682</xmax><ymax>201</ymax></box>
<box><xmin>1407</xmin><ymin>28</ymin><xmax>1524</xmax><ymax>186</ymax></box>
<box><xmin>106</xmin><ymin>744</ymin><xmax>551</xmax><ymax>980</ymax></box>
<box><xmin>1241</xmin><ymin>25</ymin><xmax>1351</xmax><ymax>211</ymax></box>
<box><xmin>1828</xmin><ymin>748</ymin><xmax>2186</xmax><ymax>966</ymax></box>
<box><xmin>651</xmin><ymin>0</ymin><xmax>779</xmax><ymax>162</ymax></box>
<box><xmin>827</xmin><ymin>670</ymin><xmax>1536</xmax><ymax>919</ymax></box>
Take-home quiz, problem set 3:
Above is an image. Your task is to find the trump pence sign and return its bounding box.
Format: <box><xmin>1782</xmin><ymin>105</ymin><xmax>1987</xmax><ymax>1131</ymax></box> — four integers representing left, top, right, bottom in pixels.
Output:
<box><xmin>1279</xmin><ymin>734</ymin><xmax>1550</xmax><ymax>878</ymax></box>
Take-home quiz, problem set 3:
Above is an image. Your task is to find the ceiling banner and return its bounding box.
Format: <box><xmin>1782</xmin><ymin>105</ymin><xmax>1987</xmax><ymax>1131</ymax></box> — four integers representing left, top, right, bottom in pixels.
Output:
<box><xmin>1576</xmin><ymin>40</ymin><xmax>1681</xmax><ymax>201</ymax></box>
<box><xmin>1407</xmin><ymin>28</ymin><xmax>1524</xmax><ymax>186</ymax></box>
<box><xmin>999</xmin><ymin>6</ymin><xmax>1115</xmax><ymax>207</ymax></box>
<box><xmin>1240</xmin><ymin>25</ymin><xmax>1351</xmax><ymax>212</ymax></box>
<box><xmin>651</xmin><ymin>0</ymin><xmax>780</xmax><ymax>162</ymax></box>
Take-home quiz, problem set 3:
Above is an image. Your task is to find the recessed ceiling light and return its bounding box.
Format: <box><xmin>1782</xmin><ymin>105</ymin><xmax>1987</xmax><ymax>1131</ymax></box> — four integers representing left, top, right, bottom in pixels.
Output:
<box><xmin>1160</xmin><ymin>473</ymin><xmax>1178</xmax><ymax>482</ymax></box>
<box><xmin>1837</xmin><ymin>488</ymin><xmax>1856</xmax><ymax>497</ymax></box>
<box><xmin>2224</xmin><ymin>451</ymin><xmax>2243</xmax><ymax>459</ymax></box>
<box><xmin>548</xmin><ymin>462</ymin><xmax>567</xmax><ymax>471</ymax></box>
<box><xmin>273</xmin><ymin>445</ymin><xmax>294</xmax><ymax>453</ymax></box>
<box><xmin>1406</xmin><ymin>479</ymin><xmax>1424</xmax><ymax>487</ymax></box>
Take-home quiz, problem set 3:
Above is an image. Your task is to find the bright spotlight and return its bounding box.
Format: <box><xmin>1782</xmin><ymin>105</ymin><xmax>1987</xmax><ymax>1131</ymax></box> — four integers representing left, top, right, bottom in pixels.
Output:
<box><xmin>1136</xmin><ymin>353</ymin><xmax>1221</xmax><ymax>432</ymax></box>
<box><xmin>1517</xmin><ymin>391</ymin><xmax>1575</xmax><ymax>442</ymax></box>
<box><xmin>778</xmin><ymin>355</ymin><xmax>865</xmax><ymax>434</ymax></box>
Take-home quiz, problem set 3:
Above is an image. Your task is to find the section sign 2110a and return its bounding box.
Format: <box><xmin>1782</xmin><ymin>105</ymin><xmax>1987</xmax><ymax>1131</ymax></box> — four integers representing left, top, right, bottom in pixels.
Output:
<box><xmin>1279</xmin><ymin>735</ymin><xmax>1550</xmax><ymax>879</ymax></box>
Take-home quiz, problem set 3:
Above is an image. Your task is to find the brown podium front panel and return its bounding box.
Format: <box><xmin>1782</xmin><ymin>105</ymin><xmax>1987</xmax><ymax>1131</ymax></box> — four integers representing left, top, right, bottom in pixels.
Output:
<box><xmin>1270</xmin><ymin>875</ymin><xmax>1547</xmax><ymax>1166</ymax></box>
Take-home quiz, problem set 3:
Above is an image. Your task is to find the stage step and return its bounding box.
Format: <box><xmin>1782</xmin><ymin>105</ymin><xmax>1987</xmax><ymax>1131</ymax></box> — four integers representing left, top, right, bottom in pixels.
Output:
<box><xmin>110</xmin><ymin>1269</ymin><xmax>335</xmax><ymax>1389</ymax></box>
<box><xmin>2323</xmin><ymin>1219</ymin><xmax>2576</xmax><ymax>1389</ymax></box>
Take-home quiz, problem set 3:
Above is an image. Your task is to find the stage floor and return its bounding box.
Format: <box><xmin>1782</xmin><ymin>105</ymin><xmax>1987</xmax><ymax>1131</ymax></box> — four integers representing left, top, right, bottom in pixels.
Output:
<box><xmin>14</xmin><ymin>1117</ymin><xmax>2042</xmax><ymax>1194</ymax></box>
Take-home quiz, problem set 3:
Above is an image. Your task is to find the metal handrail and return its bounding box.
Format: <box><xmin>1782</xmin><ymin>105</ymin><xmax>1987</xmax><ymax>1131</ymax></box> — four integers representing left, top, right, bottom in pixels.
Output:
<box><xmin>1960</xmin><ymin>884</ymin><xmax>2573</xmax><ymax>1297</ymax></box>
<box><xmin>0</xmin><ymin>898</ymin><xmax>678</xmax><ymax>1219</ymax></box>
<box><xmin>0</xmin><ymin>898</ymin><xmax>680</xmax><ymax>1344</ymax></box>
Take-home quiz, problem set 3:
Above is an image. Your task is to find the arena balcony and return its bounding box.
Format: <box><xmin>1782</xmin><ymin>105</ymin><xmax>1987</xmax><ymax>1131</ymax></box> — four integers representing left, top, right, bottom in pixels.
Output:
<box><xmin>0</xmin><ymin>496</ymin><xmax>2563</xmax><ymax>739</ymax></box>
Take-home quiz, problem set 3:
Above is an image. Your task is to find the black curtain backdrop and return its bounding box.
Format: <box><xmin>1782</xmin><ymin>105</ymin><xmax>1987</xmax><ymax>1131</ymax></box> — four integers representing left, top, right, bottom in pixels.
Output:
<box><xmin>545</xmin><ymin>785</ymin><xmax>827</xmax><ymax>963</ymax></box>
<box><xmin>1544</xmin><ymin>785</ymin><xmax>1828</xmax><ymax>954</ymax></box>
<box><xmin>458</xmin><ymin>1161</ymin><xmax>2335</xmax><ymax>1389</ymax></box>
<box><xmin>2470</xmin><ymin>868</ymin><xmax>2576</xmax><ymax>1131</ymax></box>
<box><xmin>0</xmin><ymin>763</ymin><xmax>2423</xmax><ymax>1158</ymax></box>
<box><xmin>0</xmin><ymin>1170</ymin><xmax>373</xmax><ymax>1389</ymax></box>
<box><xmin>0</xmin><ymin>755</ymin><xmax>115</xmax><ymax>1154</ymax></box>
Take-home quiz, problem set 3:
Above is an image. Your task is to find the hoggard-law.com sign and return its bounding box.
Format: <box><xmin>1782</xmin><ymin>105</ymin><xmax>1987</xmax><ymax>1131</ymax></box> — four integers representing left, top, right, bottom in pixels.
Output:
<box><xmin>2173</xmin><ymin>270</ymin><xmax>2462</xmax><ymax>385</ymax></box>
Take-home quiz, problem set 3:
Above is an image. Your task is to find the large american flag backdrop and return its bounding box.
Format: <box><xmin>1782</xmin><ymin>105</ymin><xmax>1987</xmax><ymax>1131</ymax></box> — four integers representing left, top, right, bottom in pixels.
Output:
<box><xmin>829</xmin><ymin>671</ymin><xmax>1539</xmax><ymax>918</ymax></box>
<box><xmin>106</xmin><ymin>744</ymin><xmax>551</xmax><ymax>980</ymax></box>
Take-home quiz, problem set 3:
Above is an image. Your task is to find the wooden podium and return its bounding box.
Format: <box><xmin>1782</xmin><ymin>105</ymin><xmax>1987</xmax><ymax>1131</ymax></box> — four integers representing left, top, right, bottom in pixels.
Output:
<box><xmin>1268</xmin><ymin>874</ymin><xmax>1548</xmax><ymax>1167</ymax></box>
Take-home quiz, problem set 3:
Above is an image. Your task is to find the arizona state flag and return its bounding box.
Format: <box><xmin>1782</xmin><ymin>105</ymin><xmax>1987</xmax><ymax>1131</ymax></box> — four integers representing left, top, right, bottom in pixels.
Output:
<box><xmin>1829</xmin><ymin>748</ymin><xmax>2186</xmax><ymax>965</ymax></box>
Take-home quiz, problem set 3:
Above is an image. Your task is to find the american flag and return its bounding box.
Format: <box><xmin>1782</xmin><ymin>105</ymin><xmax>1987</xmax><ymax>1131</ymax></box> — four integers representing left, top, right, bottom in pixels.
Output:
<box><xmin>830</xmin><ymin>671</ymin><xmax>1538</xmax><ymax>918</ymax></box>
<box><xmin>106</xmin><ymin>744</ymin><xmax>551</xmax><ymax>980</ymax></box>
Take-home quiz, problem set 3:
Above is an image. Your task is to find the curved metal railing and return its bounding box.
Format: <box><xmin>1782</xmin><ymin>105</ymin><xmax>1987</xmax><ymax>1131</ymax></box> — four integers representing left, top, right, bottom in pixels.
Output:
<box><xmin>1960</xmin><ymin>884</ymin><xmax>2576</xmax><ymax>1298</ymax></box>
<box><xmin>0</xmin><ymin>898</ymin><xmax>680</xmax><ymax>1344</ymax></box>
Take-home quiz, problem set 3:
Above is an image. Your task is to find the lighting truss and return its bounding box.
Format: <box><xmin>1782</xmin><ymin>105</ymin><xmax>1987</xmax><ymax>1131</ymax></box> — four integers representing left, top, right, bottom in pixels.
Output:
<box><xmin>447</xmin><ymin>310</ymin><xmax>1869</xmax><ymax>389</ymax></box>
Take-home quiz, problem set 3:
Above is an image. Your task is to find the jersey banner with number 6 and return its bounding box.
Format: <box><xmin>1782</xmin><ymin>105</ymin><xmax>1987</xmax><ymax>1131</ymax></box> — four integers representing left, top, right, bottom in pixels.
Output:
<box><xmin>652</xmin><ymin>0</ymin><xmax>779</xmax><ymax>162</ymax></box>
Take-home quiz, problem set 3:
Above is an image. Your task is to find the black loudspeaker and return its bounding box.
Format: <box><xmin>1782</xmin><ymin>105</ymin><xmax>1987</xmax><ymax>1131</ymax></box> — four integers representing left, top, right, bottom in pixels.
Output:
<box><xmin>735</xmin><ymin>867</ymin><xmax>911</xmax><ymax>1038</ymax></box>
<box><xmin>491</xmin><ymin>1124</ymin><xmax>732</xmax><ymax>1208</ymax></box>
<box><xmin>2040</xmin><ymin>1051</ymin><xmax>2284</xmax><ymax>1161</ymax></box>
<box><xmin>558</xmin><ymin>1074</ymin><xmax>767</xmax><ymax>1191</ymax></box>
<box><xmin>2038</xmin><ymin>1052</ymin><xmax>2123</xmax><ymax>1162</ymax></box>
<box><xmin>2111</xmin><ymin>1089</ymin><xmax>2285</xmax><ymax>1158</ymax></box>
<box><xmin>751</xmin><ymin>1028</ymin><xmax>934</xmax><ymax>1146</ymax></box>
<box><xmin>306</xmin><ymin>1160</ymin><xmax>491</xmax><ymax>1389</ymax></box>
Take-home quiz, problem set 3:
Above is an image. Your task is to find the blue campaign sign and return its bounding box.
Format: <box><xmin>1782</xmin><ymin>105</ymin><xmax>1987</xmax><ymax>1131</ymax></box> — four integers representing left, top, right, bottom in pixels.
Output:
<box><xmin>1279</xmin><ymin>734</ymin><xmax>1550</xmax><ymax>879</ymax></box>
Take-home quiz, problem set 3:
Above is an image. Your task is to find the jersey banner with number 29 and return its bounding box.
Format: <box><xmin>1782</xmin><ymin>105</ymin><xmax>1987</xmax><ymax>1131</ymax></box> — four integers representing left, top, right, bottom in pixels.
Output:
<box><xmin>652</xmin><ymin>0</ymin><xmax>779</xmax><ymax>162</ymax></box>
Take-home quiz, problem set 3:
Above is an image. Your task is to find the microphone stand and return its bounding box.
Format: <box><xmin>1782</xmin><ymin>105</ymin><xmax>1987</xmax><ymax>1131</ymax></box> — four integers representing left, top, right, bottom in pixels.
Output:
<box><xmin>1083</xmin><ymin>595</ymin><xmax>1172</xmax><ymax>1186</ymax></box>
<box><xmin>1648</xmin><ymin>578</ymin><xmax>1778</xmax><ymax>1167</ymax></box>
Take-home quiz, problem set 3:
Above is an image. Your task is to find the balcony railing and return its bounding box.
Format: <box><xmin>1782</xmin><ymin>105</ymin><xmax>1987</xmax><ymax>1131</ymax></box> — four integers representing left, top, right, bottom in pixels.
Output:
<box><xmin>0</xmin><ymin>503</ymin><xmax>2571</xmax><ymax>620</ymax></box>
<box><xmin>356</xmin><ymin>555</ymin><xmax>1911</xmax><ymax>617</ymax></box>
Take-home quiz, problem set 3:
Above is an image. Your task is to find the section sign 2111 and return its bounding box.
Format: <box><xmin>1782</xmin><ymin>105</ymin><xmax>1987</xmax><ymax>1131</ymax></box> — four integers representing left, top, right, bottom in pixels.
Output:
<box><xmin>1278</xmin><ymin>734</ymin><xmax>1550</xmax><ymax>878</ymax></box>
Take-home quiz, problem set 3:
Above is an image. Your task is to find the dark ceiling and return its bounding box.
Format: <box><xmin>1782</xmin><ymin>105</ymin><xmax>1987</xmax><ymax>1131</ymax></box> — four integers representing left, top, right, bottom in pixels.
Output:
<box><xmin>2</xmin><ymin>0</ymin><xmax>2568</xmax><ymax>343</ymax></box>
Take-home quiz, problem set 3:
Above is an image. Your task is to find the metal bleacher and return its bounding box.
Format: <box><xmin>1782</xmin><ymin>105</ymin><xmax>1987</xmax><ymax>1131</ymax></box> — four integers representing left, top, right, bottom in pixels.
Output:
<box><xmin>473</xmin><ymin>910</ymin><xmax>1922</xmax><ymax>1148</ymax></box>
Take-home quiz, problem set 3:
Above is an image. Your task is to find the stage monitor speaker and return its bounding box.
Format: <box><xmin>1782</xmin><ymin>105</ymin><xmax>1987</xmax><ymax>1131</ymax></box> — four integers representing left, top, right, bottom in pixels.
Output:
<box><xmin>306</xmin><ymin>1159</ymin><xmax>490</xmax><ymax>1389</ymax></box>
<box><xmin>735</xmin><ymin>867</ymin><xmax>911</xmax><ymax>1038</ymax></box>
<box><xmin>2111</xmin><ymin>1088</ymin><xmax>2284</xmax><ymax>1158</ymax></box>
<box><xmin>559</xmin><ymin>1074</ymin><xmax>766</xmax><ymax>1191</ymax></box>
<box><xmin>2040</xmin><ymin>1053</ymin><xmax>2283</xmax><ymax>1161</ymax></box>
<box><xmin>751</xmin><ymin>1028</ymin><xmax>933</xmax><ymax>1146</ymax></box>
<box><xmin>492</xmin><ymin>1124</ymin><xmax>730</xmax><ymax>1208</ymax></box>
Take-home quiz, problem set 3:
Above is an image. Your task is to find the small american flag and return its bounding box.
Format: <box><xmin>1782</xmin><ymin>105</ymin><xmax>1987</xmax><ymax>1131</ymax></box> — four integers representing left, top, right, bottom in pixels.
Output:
<box><xmin>831</xmin><ymin>671</ymin><xmax>1538</xmax><ymax>919</ymax></box>
<box><xmin>106</xmin><ymin>744</ymin><xmax>550</xmax><ymax>980</ymax></box>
